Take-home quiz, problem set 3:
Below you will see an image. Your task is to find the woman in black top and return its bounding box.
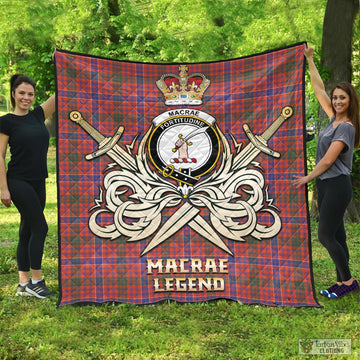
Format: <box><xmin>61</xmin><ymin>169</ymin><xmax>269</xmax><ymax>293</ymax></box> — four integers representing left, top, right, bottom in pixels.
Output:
<box><xmin>0</xmin><ymin>74</ymin><xmax>55</xmax><ymax>298</ymax></box>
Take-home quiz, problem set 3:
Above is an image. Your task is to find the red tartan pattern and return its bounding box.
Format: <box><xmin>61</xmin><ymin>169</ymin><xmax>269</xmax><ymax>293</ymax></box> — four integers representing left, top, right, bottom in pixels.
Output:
<box><xmin>55</xmin><ymin>43</ymin><xmax>320</xmax><ymax>307</ymax></box>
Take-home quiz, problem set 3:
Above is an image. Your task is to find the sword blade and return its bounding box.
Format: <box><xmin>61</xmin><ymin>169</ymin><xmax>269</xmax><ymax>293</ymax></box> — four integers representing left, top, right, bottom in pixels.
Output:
<box><xmin>183</xmin><ymin>125</ymin><xmax>208</xmax><ymax>142</ymax></box>
<box><xmin>141</xmin><ymin>203</ymin><xmax>200</xmax><ymax>256</ymax></box>
<box><xmin>188</xmin><ymin>215</ymin><xmax>233</xmax><ymax>255</ymax></box>
<box><xmin>234</xmin><ymin>143</ymin><xmax>260</xmax><ymax>170</ymax></box>
<box><xmin>106</xmin><ymin>145</ymin><xmax>137</xmax><ymax>171</ymax></box>
<box><xmin>141</xmin><ymin>202</ymin><xmax>234</xmax><ymax>256</ymax></box>
<box><xmin>173</xmin><ymin>126</ymin><xmax>209</xmax><ymax>151</ymax></box>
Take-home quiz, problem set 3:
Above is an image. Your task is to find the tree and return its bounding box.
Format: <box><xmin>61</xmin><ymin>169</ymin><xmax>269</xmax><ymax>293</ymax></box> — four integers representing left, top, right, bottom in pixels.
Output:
<box><xmin>322</xmin><ymin>0</ymin><xmax>358</xmax><ymax>91</ymax></box>
<box><xmin>0</xmin><ymin>0</ymin><xmax>331</xmax><ymax>133</ymax></box>
<box><xmin>237</xmin><ymin>0</ymin><xmax>327</xmax><ymax>55</ymax></box>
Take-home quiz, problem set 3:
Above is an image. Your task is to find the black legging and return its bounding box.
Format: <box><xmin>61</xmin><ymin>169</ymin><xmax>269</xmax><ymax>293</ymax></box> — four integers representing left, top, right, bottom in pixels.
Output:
<box><xmin>7</xmin><ymin>178</ymin><xmax>48</xmax><ymax>271</ymax></box>
<box><xmin>316</xmin><ymin>174</ymin><xmax>352</xmax><ymax>282</ymax></box>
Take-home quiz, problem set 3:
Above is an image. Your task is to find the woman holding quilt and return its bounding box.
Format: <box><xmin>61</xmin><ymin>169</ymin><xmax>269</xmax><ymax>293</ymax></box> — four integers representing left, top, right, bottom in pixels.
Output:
<box><xmin>293</xmin><ymin>45</ymin><xmax>359</xmax><ymax>299</ymax></box>
<box><xmin>0</xmin><ymin>74</ymin><xmax>55</xmax><ymax>298</ymax></box>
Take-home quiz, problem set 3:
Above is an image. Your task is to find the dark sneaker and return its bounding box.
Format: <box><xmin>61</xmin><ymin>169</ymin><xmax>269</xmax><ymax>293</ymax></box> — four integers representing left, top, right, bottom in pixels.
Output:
<box><xmin>25</xmin><ymin>279</ymin><xmax>54</xmax><ymax>299</ymax></box>
<box><xmin>16</xmin><ymin>284</ymin><xmax>33</xmax><ymax>297</ymax></box>
<box><xmin>328</xmin><ymin>280</ymin><xmax>359</xmax><ymax>299</ymax></box>
<box><xmin>319</xmin><ymin>283</ymin><xmax>340</xmax><ymax>297</ymax></box>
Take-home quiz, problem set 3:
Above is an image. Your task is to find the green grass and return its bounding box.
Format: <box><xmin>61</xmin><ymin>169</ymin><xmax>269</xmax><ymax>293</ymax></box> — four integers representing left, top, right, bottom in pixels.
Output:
<box><xmin>0</xmin><ymin>146</ymin><xmax>359</xmax><ymax>360</ymax></box>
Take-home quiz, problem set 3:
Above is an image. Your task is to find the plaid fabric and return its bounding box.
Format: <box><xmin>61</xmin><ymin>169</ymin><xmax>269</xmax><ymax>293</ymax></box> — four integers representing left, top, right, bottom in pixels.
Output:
<box><xmin>55</xmin><ymin>43</ymin><xmax>320</xmax><ymax>307</ymax></box>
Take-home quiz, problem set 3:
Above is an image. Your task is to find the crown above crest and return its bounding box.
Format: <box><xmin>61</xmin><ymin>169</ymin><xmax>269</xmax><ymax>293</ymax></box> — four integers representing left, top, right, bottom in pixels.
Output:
<box><xmin>156</xmin><ymin>65</ymin><xmax>210</xmax><ymax>105</ymax></box>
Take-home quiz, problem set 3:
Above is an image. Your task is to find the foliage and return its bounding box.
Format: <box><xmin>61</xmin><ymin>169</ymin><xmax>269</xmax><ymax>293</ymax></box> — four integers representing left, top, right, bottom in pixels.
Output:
<box><xmin>237</xmin><ymin>0</ymin><xmax>326</xmax><ymax>55</ymax></box>
<box><xmin>353</xmin><ymin>23</ymin><xmax>360</xmax><ymax>92</ymax></box>
<box><xmin>0</xmin><ymin>0</ymin><xmax>56</xmax><ymax>106</ymax></box>
<box><xmin>0</xmin><ymin>0</ymin><xmax>328</xmax><ymax>102</ymax></box>
<box><xmin>0</xmin><ymin>147</ymin><xmax>360</xmax><ymax>360</ymax></box>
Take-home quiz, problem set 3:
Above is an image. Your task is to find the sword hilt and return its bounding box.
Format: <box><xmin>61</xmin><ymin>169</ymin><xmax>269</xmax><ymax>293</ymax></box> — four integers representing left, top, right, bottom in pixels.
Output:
<box><xmin>261</xmin><ymin>106</ymin><xmax>293</xmax><ymax>141</ymax></box>
<box><xmin>172</xmin><ymin>134</ymin><xmax>192</xmax><ymax>152</ymax></box>
<box><xmin>69</xmin><ymin>111</ymin><xmax>105</xmax><ymax>144</ymax></box>
<box><xmin>85</xmin><ymin>126</ymin><xmax>125</xmax><ymax>160</ymax></box>
<box><xmin>69</xmin><ymin>110</ymin><xmax>136</xmax><ymax>170</ymax></box>
<box><xmin>242</xmin><ymin>106</ymin><xmax>294</xmax><ymax>159</ymax></box>
<box><xmin>243</xmin><ymin>124</ymin><xmax>281</xmax><ymax>158</ymax></box>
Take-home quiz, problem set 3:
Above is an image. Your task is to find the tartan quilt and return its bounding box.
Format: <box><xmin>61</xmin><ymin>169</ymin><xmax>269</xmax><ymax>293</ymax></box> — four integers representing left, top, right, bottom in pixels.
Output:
<box><xmin>55</xmin><ymin>43</ymin><xmax>320</xmax><ymax>307</ymax></box>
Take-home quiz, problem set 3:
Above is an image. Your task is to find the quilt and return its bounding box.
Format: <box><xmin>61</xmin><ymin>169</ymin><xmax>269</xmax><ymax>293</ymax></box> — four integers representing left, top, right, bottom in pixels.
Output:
<box><xmin>55</xmin><ymin>42</ymin><xmax>320</xmax><ymax>307</ymax></box>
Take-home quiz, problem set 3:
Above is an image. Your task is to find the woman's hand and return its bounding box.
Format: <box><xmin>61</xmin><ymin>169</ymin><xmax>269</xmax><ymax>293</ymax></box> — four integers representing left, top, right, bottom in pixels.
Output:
<box><xmin>304</xmin><ymin>44</ymin><xmax>314</xmax><ymax>59</ymax></box>
<box><xmin>292</xmin><ymin>175</ymin><xmax>310</xmax><ymax>188</ymax></box>
<box><xmin>1</xmin><ymin>189</ymin><xmax>11</xmax><ymax>207</ymax></box>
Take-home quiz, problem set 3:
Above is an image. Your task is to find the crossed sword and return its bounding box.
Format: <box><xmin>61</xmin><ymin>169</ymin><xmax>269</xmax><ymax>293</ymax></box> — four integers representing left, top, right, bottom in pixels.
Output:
<box><xmin>69</xmin><ymin>106</ymin><xmax>293</xmax><ymax>256</ymax></box>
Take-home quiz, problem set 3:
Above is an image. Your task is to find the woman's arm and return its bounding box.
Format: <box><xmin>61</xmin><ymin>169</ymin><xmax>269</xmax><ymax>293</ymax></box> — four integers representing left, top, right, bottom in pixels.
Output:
<box><xmin>0</xmin><ymin>133</ymin><xmax>11</xmax><ymax>207</ymax></box>
<box><xmin>304</xmin><ymin>45</ymin><xmax>334</xmax><ymax>118</ymax></box>
<box><xmin>293</xmin><ymin>140</ymin><xmax>346</xmax><ymax>187</ymax></box>
<box><xmin>40</xmin><ymin>94</ymin><xmax>55</xmax><ymax>119</ymax></box>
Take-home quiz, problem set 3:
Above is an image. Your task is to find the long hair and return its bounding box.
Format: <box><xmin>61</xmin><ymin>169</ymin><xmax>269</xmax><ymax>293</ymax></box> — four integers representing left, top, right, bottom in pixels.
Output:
<box><xmin>10</xmin><ymin>74</ymin><xmax>36</xmax><ymax>108</ymax></box>
<box><xmin>330</xmin><ymin>82</ymin><xmax>360</xmax><ymax>148</ymax></box>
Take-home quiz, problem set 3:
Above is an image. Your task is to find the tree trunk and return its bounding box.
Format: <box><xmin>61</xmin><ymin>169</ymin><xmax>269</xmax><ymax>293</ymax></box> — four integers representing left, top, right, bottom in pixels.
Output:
<box><xmin>314</xmin><ymin>0</ymin><xmax>359</xmax><ymax>222</ymax></box>
<box><xmin>321</xmin><ymin>0</ymin><xmax>357</xmax><ymax>91</ymax></box>
<box><xmin>107</xmin><ymin>0</ymin><xmax>121</xmax><ymax>44</ymax></box>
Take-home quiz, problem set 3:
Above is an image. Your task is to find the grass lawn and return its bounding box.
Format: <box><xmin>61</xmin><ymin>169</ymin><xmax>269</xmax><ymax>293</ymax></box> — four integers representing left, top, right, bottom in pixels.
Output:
<box><xmin>0</xmin><ymin>145</ymin><xmax>359</xmax><ymax>360</ymax></box>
